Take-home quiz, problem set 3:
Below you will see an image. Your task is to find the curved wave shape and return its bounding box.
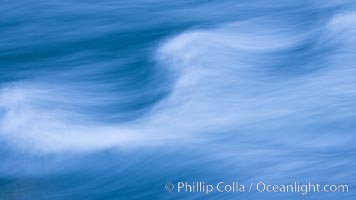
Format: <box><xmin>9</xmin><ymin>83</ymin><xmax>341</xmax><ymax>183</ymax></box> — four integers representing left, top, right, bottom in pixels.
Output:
<box><xmin>1</xmin><ymin>1</ymin><xmax>356</xmax><ymax>156</ymax></box>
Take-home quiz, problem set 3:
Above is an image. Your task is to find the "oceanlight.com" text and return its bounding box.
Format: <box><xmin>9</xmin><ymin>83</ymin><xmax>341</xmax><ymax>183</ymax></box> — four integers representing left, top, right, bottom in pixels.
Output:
<box><xmin>165</xmin><ymin>181</ymin><xmax>349</xmax><ymax>195</ymax></box>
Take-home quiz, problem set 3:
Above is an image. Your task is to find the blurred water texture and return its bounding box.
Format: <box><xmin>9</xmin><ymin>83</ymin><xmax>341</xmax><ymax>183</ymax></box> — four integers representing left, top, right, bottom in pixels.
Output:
<box><xmin>1</xmin><ymin>0</ymin><xmax>356</xmax><ymax>199</ymax></box>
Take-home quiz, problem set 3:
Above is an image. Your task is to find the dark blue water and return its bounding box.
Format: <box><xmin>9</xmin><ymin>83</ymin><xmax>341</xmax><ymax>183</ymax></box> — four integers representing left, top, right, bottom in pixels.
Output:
<box><xmin>1</xmin><ymin>0</ymin><xmax>356</xmax><ymax>199</ymax></box>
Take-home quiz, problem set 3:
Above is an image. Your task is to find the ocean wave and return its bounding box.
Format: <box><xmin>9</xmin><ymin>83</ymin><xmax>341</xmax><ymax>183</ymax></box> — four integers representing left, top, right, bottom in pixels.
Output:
<box><xmin>1</xmin><ymin>1</ymin><xmax>356</xmax><ymax>155</ymax></box>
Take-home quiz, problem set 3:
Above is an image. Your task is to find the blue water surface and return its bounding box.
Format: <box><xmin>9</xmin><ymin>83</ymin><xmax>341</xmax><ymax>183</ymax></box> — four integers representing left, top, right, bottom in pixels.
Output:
<box><xmin>1</xmin><ymin>0</ymin><xmax>356</xmax><ymax>199</ymax></box>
